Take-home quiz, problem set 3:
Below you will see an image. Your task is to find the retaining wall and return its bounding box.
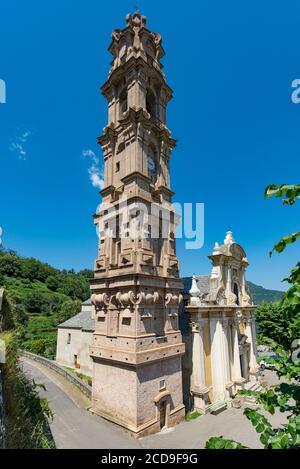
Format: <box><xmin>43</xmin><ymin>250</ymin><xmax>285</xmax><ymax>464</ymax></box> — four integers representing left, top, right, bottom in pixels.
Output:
<box><xmin>21</xmin><ymin>351</ymin><xmax>92</xmax><ymax>399</ymax></box>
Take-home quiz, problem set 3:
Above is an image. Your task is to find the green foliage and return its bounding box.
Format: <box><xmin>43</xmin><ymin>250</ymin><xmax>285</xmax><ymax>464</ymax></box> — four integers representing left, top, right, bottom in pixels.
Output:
<box><xmin>64</xmin><ymin>367</ymin><xmax>93</xmax><ymax>386</ymax></box>
<box><xmin>205</xmin><ymin>437</ymin><xmax>246</xmax><ymax>449</ymax></box>
<box><xmin>20</xmin><ymin>257</ymin><xmax>56</xmax><ymax>282</ymax></box>
<box><xmin>0</xmin><ymin>249</ymin><xmax>92</xmax><ymax>360</ymax></box>
<box><xmin>2</xmin><ymin>332</ymin><xmax>55</xmax><ymax>448</ymax></box>
<box><xmin>265</xmin><ymin>183</ymin><xmax>300</xmax><ymax>206</ymax></box>
<box><xmin>58</xmin><ymin>274</ymin><xmax>89</xmax><ymax>300</ymax></box>
<box><xmin>270</xmin><ymin>232</ymin><xmax>300</xmax><ymax>256</ymax></box>
<box><xmin>0</xmin><ymin>290</ymin><xmax>14</xmax><ymax>330</ymax></box>
<box><xmin>56</xmin><ymin>299</ymin><xmax>82</xmax><ymax>324</ymax></box>
<box><xmin>45</xmin><ymin>274</ymin><xmax>61</xmax><ymax>292</ymax></box>
<box><xmin>76</xmin><ymin>372</ymin><xmax>92</xmax><ymax>387</ymax></box>
<box><xmin>185</xmin><ymin>410</ymin><xmax>201</xmax><ymax>421</ymax></box>
<box><xmin>18</xmin><ymin>316</ymin><xmax>58</xmax><ymax>359</ymax></box>
<box><xmin>256</xmin><ymin>301</ymin><xmax>297</xmax><ymax>351</ymax></box>
<box><xmin>77</xmin><ymin>269</ymin><xmax>94</xmax><ymax>279</ymax></box>
<box><xmin>0</xmin><ymin>253</ymin><xmax>21</xmax><ymax>277</ymax></box>
<box><xmin>282</xmin><ymin>262</ymin><xmax>300</xmax><ymax>317</ymax></box>
<box><xmin>14</xmin><ymin>304</ymin><xmax>28</xmax><ymax>325</ymax></box>
<box><xmin>265</xmin><ymin>183</ymin><xmax>300</xmax><ymax>256</ymax></box>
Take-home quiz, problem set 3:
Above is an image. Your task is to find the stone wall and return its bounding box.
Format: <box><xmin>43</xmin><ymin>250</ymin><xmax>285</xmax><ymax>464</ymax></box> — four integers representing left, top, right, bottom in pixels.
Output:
<box><xmin>56</xmin><ymin>328</ymin><xmax>93</xmax><ymax>377</ymax></box>
<box><xmin>22</xmin><ymin>351</ymin><xmax>92</xmax><ymax>399</ymax></box>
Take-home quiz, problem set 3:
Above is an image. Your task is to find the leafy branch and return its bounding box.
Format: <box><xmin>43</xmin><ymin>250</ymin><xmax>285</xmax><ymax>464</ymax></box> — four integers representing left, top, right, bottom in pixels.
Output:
<box><xmin>265</xmin><ymin>183</ymin><xmax>300</xmax><ymax>256</ymax></box>
<box><xmin>265</xmin><ymin>184</ymin><xmax>300</xmax><ymax>206</ymax></box>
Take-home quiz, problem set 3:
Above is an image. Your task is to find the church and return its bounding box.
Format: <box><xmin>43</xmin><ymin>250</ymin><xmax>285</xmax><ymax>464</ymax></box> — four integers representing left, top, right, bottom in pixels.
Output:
<box><xmin>56</xmin><ymin>11</ymin><xmax>259</xmax><ymax>437</ymax></box>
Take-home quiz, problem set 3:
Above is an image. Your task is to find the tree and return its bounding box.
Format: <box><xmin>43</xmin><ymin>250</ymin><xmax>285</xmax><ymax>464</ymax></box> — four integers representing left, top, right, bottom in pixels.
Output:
<box><xmin>58</xmin><ymin>275</ymin><xmax>89</xmax><ymax>301</ymax></box>
<box><xmin>14</xmin><ymin>304</ymin><xmax>28</xmax><ymax>325</ymax></box>
<box><xmin>77</xmin><ymin>269</ymin><xmax>94</xmax><ymax>279</ymax></box>
<box><xmin>20</xmin><ymin>257</ymin><xmax>56</xmax><ymax>282</ymax></box>
<box><xmin>0</xmin><ymin>253</ymin><xmax>21</xmax><ymax>277</ymax></box>
<box><xmin>256</xmin><ymin>301</ymin><xmax>295</xmax><ymax>351</ymax></box>
<box><xmin>23</xmin><ymin>291</ymin><xmax>45</xmax><ymax>314</ymax></box>
<box><xmin>45</xmin><ymin>274</ymin><xmax>61</xmax><ymax>292</ymax></box>
<box><xmin>56</xmin><ymin>299</ymin><xmax>81</xmax><ymax>324</ymax></box>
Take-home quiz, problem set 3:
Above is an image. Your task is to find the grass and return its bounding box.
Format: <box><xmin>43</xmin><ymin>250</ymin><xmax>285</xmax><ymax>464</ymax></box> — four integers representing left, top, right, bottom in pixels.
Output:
<box><xmin>64</xmin><ymin>367</ymin><xmax>92</xmax><ymax>386</ymax></box>
<box><xmin>185</xmin><ymin>410</ymin><xmax>202</xmax><ymax>421</ymax></box>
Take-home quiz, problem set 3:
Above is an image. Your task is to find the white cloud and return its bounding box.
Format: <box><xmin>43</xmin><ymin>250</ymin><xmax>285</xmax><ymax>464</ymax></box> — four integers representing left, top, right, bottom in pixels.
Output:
<box><xmin>19</xmin><ymin>130</ymin><xmax>31</xmax><ymax>142</ymax></box>
<box><xmin>82</xmin><ymin>149</ymin><xmax>104</xmax><ymax>190</ymax></box>
<box><xmin>10</xmin><ymin>129</ymin><xmax>32</xmax><ymax>160</ymax></box>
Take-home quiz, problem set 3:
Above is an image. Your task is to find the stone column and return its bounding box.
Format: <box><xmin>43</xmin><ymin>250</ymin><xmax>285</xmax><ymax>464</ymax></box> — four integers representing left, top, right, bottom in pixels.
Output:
<box><xmin>221</xmin><ymin>319</ymin><xmax>233</xmax><ymax>398</ymax></box>
<box><xmin>226</xmin><ymin>265</ymin><xmax>232</xmax><ymax>298</ymax></box>
<box><xmin>231</xmin><ymin>319</ymin><xmax>245</xmax><ymax>390</ymax></box>
<box><xmin>210</xmin><ymin>317</ymin><xmax>226</xmax><ymax>401</ymax></box>
<box><xmin>191</xmin><ymin>321</ymin><xmax>209</xmax><ymax>413</ymax></box>
<box><xmin>244</xmin><ymin>315</ymin><xmax>258</xmax><ymax>381</ymax></box>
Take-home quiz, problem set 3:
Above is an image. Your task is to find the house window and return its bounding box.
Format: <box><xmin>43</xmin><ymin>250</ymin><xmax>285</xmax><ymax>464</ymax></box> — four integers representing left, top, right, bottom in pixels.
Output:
<box><xmin>116</xmin><ymin>162</ymin><xmax>120</xmax><ymax>172</ymax></box>
<box><xmin>160</xmin><ymin>379</ymin><xmax>166</xmax><ymax>390</ymax></box>
<box><xmin>67</xmin><ymin>333</ymin><xmax>71</xmax><ymax>344</ymax></box>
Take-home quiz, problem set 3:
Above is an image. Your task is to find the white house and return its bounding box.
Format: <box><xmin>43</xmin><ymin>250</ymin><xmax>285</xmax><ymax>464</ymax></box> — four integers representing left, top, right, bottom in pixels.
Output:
<box><xmin>56</xmin><ymin>299</ymin><xmax>95</xmax><ymax>377</ymax></box>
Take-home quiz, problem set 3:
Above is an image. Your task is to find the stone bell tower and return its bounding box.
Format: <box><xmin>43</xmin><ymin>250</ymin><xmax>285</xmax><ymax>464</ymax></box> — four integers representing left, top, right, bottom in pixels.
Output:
<box><xmin>89</xmin><ymin>11</ymin><xmax>185</xmax><ymax>436</ymax></box>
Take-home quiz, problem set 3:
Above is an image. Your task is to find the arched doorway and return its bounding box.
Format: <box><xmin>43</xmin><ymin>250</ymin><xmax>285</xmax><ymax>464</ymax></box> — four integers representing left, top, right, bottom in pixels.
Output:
<box><xmin>154</xmin><ymin>390</ymin><xmax>171</xmax><ymax>431</ymax></box>
<box><xmin>159</xmin><ymin>400</ymin><xmax>167</xmax><ymax>429</ymax></box>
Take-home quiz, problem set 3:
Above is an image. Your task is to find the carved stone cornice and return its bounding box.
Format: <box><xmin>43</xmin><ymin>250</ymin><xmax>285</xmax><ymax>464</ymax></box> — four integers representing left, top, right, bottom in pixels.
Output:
<box><xmin>91</xmin><ymin>289</ymin><xmax>183</xmax><ymax>310</ymax></box>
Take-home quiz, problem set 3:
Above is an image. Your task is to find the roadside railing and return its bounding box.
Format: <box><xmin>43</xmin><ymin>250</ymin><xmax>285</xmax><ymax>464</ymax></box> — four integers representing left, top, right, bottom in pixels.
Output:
<box><xmin>21</xmin><ymin>351</ymin><xmax>92</xmax><ymax>399</ymax></box>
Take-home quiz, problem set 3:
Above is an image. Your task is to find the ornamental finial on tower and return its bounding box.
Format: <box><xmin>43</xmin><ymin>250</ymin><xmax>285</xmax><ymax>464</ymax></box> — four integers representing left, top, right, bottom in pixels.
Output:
<box><xmin>224</xmin><ymin>230</ymin><xmax>234</xmax><ymax>246</ymax></box>
<box><xmin>108</xmin><ymin>11</ymin><xmax>165</xmax><ymax>77</ymax></box>
<box><xmin>189</xmin><ymin>275</ymin><xmax>201</xmax><ymax>306</ymax></box>
<box><xmin>126</xmin><ymin>10</ymin><xmax>147</xmax><ymax>29</ymax></box>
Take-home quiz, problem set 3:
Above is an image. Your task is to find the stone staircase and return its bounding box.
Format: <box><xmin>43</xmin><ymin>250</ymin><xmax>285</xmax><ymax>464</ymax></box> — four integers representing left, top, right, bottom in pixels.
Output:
<box><xmin>208</xmin><ymin>400</ymin><xmax>227</xmax><ymax>415</ymax></box>
<box><xmin>242</xmin><ymin>381</ymin><xmax>263</xmax><ymax>409</ymax></box>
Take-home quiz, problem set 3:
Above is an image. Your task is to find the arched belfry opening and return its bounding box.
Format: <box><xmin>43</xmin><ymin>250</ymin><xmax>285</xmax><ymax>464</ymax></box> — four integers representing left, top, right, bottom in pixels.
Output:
<box><xmin>119</xmin><ymin>88</ymin><xmax>127</xmax><ymax>117</ymax></box>
<box><xmin>146</xmin><ymin>89</ymin><xmax>157</xmax><ymax>119</ymax></box>
<box><xmin>233</xmin><ymin>283</ymin><xmax>240</xmax><ymax>306</ymax></box>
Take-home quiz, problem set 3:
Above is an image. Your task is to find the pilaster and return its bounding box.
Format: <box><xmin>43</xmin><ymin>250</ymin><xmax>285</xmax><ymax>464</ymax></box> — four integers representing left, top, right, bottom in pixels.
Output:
<box><xmin>190</xmin><ymin>319</ymin><xmax>209</xmax><ymax>413</ymax></box>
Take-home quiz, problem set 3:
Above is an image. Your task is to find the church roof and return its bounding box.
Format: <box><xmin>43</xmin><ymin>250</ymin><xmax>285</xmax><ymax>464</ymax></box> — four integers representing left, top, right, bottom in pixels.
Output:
<box><xmin>82</xmin><ymin>298</ymin><xmax>92</xmax><ymax>305</ymax></box>
<box><xmin>58</xmin><ymin>310</ymin><xmax>95</xmax><ymax>332</ymax></box>
<box><xmin>181</xmin><ymin>276</ymin><xmax>210</xmax><ymax>295</ymax></box>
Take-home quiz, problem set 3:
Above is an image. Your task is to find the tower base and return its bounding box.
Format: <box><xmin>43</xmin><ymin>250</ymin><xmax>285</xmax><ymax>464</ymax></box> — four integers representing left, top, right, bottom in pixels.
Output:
<box><xmin>90</xmin><ymin>354</ymin><xmax>185</xmax><ymax>437</ymax></box>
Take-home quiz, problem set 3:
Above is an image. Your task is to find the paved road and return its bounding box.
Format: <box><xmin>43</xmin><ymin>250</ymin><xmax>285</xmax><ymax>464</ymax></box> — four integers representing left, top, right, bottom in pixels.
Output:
<box><xmin>21</xmin><ymin>358</ymin><xmax>287</xmax><ymax>449</ymax></box>
<box><xmin>21</xmin><ymin>358</ymin><xmax>140</xmax><ymax>449</ymax></box>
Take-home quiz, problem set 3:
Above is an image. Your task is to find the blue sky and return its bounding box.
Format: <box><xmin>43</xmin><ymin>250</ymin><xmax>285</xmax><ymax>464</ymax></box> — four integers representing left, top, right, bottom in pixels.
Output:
<box><xmin>0</xmin><ymin>0</ymin><xmax>300</xmax><ymax>290</ymax></box>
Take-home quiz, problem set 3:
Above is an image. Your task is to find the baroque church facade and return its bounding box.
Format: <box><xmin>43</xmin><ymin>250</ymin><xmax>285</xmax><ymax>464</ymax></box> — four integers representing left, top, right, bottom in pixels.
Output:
<box><xmin>56</xmin><ymin>11</ymin><xmax>259</xmax><ymax>436</ymax></box>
